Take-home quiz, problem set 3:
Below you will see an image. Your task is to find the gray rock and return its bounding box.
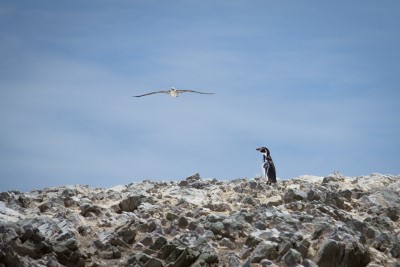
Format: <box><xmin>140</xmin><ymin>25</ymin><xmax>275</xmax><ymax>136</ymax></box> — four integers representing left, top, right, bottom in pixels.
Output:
<box><xmin>225</xmin><ymin>252</ymin><xmax>241</xmax><ymax>267</ymax></box>
<box><xmin>389</xmin><ymin>242</ymin><xmax>400</xmax><ymax>258</ymax></box>
<box><xmin>140</xmin><ymin>236</ymin><xmax>153</xmax><ymax>247</ymax></box>
<box><xmin>339</xmin><ymin>189</ymin><xmax>352</xmax><ymax>201</ymax></box>
<box><xmin>122</xmin><ymin>252</ymin><xmax>152</xmax><ymax>266</ymax></box>
<box><xmin>186</xmin><ymin>173</ymin><xmax>201</xmax><ymax>182</ymax></box>
<box><xmin>150</xmin><ymin>236</ymin><xmax>168</xmax><ymax>251</ymax></box>
<box><xmin>117</xmin><ymin>228</ymin><xmax>136</xmax><ymax>245</ymax></box>
<box><xmin>143</xmin><ymin>257</ymin><xmax>163</xmax><ymax>267</ymax></box>
<box><xmin>307</xmin><ymin>189</ymin><xmax>322</xmax><ymax>201</ymax></box>
<box><xmin>315</xmin><ymin>239</ymin><xmax>345</xmax><ymax>267</ymax></box>
<box><xmin>316</xmin><ymin>239</ymin><xmax>370</xmax><ymax>267</ymax></box>
<box><xmin>192</xmin><ymin>253</ymin><xmax>219</xmax><ymax>267</ymax></box>
<box><xmin>386</xmin><ymin>207</ymin><xmax>399</xmax><ymax>222</ymax></box>
<box><xmin>165</xmin><ymin>246</ymin><xmax>185</xmax><ymax>264</ymax></box>
<box><xmin>178</xmin><ymin>180</ymin><xmax>189</xmax><ymax>187</ymax></box>
<box><xmin>242</xmin><ymin>196</ymin><xmax>257</xmax><ymax>205</ymax></box>
<box><xmin>296</xmin><ymin>239</ymin><xmax>310</xmax><ymax>258</ymax></box>
<box><xmin>342</xmin><ymin>241</ymin><xmax>371</xmax><ymax>267</ymax></box>
<box><xmin>283</xmin><ymin>248</ymin><xmax>302</xmax><ymax>266</ymax></box>
<box><xmin>204</xmin><ymin>202</ymin><xmax>232</xmax><ymax>212</ymax></box>
<box><xmin>220</xmin><ymin>237</ymin><xmax>236</xmax><ymax>249</ymax></box>
<box><xmin>351</xmin><ymin>188</ymin><xmax>366</xmax><ymax>199</ymax></box>
<box><xmin>79</xmin><ymin>203</ymin><xmax>102</xmax><ymax>217</ymax></box>
<box><xmin>96</xmin><ymin>244</ymin><xmax>121</xmax><ymax>260</ymax></box>
<box><xmin>157</xmin><ymin>243</ymin><xmax>177</xmax><ymax>260</ymax></box>
<box><xmin>302</xmin><ymin>259</ymin><xmax>318</xmax><ymax>267</ymax></box>
<box><xmin>260</xmin><ymin>259</ymin><xmax>279</xmax><ymax>267</ymax></box>
<box><xmin>322</xmin><ymin>173</ymin><xmax>345</xmax><ymax>184</ymax></box>
<box><xmin>245</xmin><ymin>235</ymin><xmax>262</xmax><ymax>248</ymax></box>
<box><xmin>62</xmin><ymin>238</ymin><xmax>79</xmax><ymax>250</ymax></box>
<box><xmin>324</xmin><ymin>192</ymin><xmax>345</xmax><ymax>209</ymax></box>
<box><xmin>251</xmin><ymin>241</ymin><xmax>278</xmax><ymax>263</ymax></box>
<box><xmin>283</xmin><ymin>189</ymin><xmax>307</xmax><ymax>203</ymax></box>
<box><xmin>266</xmin><ymin>196</ymin><xmax>283</xmax><ymax>207</ymax></box>
<box><xmin>373</xmin><ymin>232</ymin><xmax>393</xmax><ymax>252</ymax></box>
<box><xmin>178</xmin><ymin>217</ymin><xmax>189</xmax><ymax>229</ymax></box>
<box><xmin>119</xmin><ymin>195</ymin><xmax>147</xmax><ymax>212</ymax></box>
<box><xmin>166</xmin><ymin>212</ymin><xmax>179</xmax><ymax>221</ymax></box>
<box><xmin>209</xmin><ymin>221</ymin><xmax>225</xmax><ymax>235</ymax></box>
<box><xmin>278</xmin><ymin>240</ymin><xmax>292</xmax><ymax>256</ymax></box>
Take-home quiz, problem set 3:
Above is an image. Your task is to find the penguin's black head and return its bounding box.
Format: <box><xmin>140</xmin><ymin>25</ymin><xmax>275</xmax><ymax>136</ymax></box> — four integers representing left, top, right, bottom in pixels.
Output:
<box><xmin>256</xmin><ymin>147</ymin><xmax>270</xmax><ymax>156</ymax></box>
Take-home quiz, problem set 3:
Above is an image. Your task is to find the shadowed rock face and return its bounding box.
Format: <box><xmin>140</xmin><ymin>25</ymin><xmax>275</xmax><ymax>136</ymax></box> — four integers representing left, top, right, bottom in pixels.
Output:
<box><xmin>0</xmin><ymin>173</ymin><xmax>399</xmax><ymax>266</ymax></box>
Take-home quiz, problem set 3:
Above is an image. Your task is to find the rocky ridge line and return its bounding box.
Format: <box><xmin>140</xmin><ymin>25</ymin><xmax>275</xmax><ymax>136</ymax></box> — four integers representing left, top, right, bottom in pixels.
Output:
<box><xmin>0</xmin><ymin>173</ymin><xmax>399</xmax><ymax>267</ymax></box>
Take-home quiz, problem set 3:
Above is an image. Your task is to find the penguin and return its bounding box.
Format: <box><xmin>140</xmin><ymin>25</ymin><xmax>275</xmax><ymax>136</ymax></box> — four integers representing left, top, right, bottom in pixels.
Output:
<box><xmin>256</xmin><ymin>147</ymin><xmax>277</xmax><ymax>185</ymax></box>
<box><xmin>132</xmin><ymin>87</ymin><xmax>214</xmax><ymax>98</ymax></box>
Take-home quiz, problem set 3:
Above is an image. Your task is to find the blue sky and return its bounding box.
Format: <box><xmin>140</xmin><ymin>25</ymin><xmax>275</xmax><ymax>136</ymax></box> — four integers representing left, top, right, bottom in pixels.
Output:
<box><xmin>1</xmin><ymin>1</ymin><xmax>399</xmax><ymax>192</ymax></box>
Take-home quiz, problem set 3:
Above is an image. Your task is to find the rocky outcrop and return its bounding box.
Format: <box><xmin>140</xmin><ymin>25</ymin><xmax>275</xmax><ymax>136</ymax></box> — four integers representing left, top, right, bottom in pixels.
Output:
<box><xmin>0</xmin><ymin>173</ymin><xmax>399</xmax><ymax>266</ymax></box>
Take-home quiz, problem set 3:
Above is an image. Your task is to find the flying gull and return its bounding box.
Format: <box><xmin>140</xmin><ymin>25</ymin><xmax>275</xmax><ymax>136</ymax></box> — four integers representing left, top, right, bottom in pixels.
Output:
<box><xmin>132</xmin><ymin>87</ymin><xmax>214</xmax><ymax>98</ymax></box>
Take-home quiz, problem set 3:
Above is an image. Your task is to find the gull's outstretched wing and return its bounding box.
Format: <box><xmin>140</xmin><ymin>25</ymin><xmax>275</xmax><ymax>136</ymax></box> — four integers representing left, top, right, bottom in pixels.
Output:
<box><xmin>176</xmin><ymin>90</ymin><xmax>214</xmax><ymax>95</ymax></box>
<box><xmin>132</xmin><ymin>91</ymin><xmax>170</xmax><ymax>97</ymax></box>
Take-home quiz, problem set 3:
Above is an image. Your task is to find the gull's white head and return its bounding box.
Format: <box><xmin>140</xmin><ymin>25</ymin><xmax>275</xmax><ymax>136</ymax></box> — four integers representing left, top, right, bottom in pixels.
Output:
<box><xmin>169</xmin><ymin>87</ymin><xmax>178</xmax><ymax>97</ymax></box>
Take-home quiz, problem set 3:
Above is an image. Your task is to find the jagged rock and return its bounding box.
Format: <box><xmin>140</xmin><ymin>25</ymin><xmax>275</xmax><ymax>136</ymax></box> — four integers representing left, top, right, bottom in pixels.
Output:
<box><xmin>242</xmin><ymin>196</ymin><xmax>257</xmax><ymax>205</ymax></box>
<box><xmin>62</xmin><ymin>238</ymin><xmax>79</xmax><ymax>250</ymax></box>
<box><xmin>178</xmin><ymin>180</ymin><xmax>189</xmax><ymax>187</ymax></box>
<box><xmin>204</xmin><ymin>202</ymin><xmax>231</xmax><ymax>212</ymax></box>
<box><xmin>366</xmin><ymin>216</ymin><xmax>395</xmax><ymax>232</ymax></box>
<box><xmin>220</xmin><ymin>237</ymin><xmax>236</xmax><ymax>249</ymax></box>
<box><xmin>307</xmin><ymin>189</ymin><xmax>322</xmax><ymax>201</ymax></box>
<box><xmin>260</xmin><ymin>259</ymin><xmax>279</xmax><ymax>267</ymax></box>
<box><xmin>80</xmin><ymin>203</ymin><xmax>102</xmax><ymax>217</ymax></box>
<box><xmin>390</xmin><ymin>241</ymin><xmax>400</xmax><ymax>258</ymax></box>
<box><xmin>296</xmin><ymin>239</ymin><xmax>310</xmax><ymax>258</ymax></box>
<box><xmin>324</xmin><ymin>192</ymin><xmax>345</xmax><ymax>209</ymax></box>
<box><xmin>278</xmin><ymin>240</ymin><xmax>292</xmax><ymax>257</ymax></box>
<box><xmin>352</xmin><ymin>188</ymin><xmax>366</xmax><ymax>199</ymax></box>
<box><xmin>386</xmin><ymin>207</ymin><xmax>399</xmax><ymax>222</ymax></box>
<box><xmin>150</xmin><ymin>236</ymin><xmax>168</xmax><ymax>251</ymax></box>
<box><xmin>322</xmin><ymin>173</ymin><xmax>345</xmax><ymax>184</ymax></box>
<box><xmin>225</xmin><ymin>252</ymin><xmax>241</xmax><ymax>267</ymax></box>
<box><xmin>186</xmin><ymin>173</ymin><xmax>201</xmax><ymax>182</ymax></box>
<box><xmin>315</xmin><ymin>239</ymin><xmax>371</xmax><ymax>267</ymax></box>
<box><xmin>373</xmin><ymin>232</ymin><xmax>393</xmax><ymax>252</ymax></box>
<box><xmin>315</xmin><ymin>239</ymin><xmax>345</xmax><ymax>267</ymax></box>
<box><xmin>192</xmin><ymin>252</ymin><xmax>219</xmax><ymax>267</ymax></box>
<box><xmin>122</xmin><ymin>252</ymin><xmax>152</xmax><ymax>266</ymax></box>
<box><xmin>116</xmin><ymin>227</ymin><xmax>136</xmax><ymax>245</ymax></box>
<box><xmin>245</xmin><ymin>235</ymin><xmax>262</xmax><ymax>248</ymax></box>
<box><xmin>266</xmin><ymin>195</ymin><xmax>283</xmax><ymax>207</ymax></box>
<box><xmin>283</xmin><ymin>189</ymin><xmax>307</xmax><ymax>203</ymax></box>
<box><xmin>302</xmin><ymin>259</ymin><xmax>318</xmax><ymax>267</ymax></box>
<box><xmin>209</xmin><ymin>221</ymin><xmax>225</xmax><ymax>236</ymax></box>
<box><xmin>339</xmin><ymin>189</ymin><xmax>353</xmax><ymax>201</ymax></box>
<box><xmin>177</xmin><ymin>217</ymin><xmax>189</xmax><ymax>229</ymax></box>
<box><xmin>119</xmin><ymin>195</ymin><xmax>143</xmax><ymax>212</ymax></box>
<box><xmin>283</xmin><ymin>248</ymin><xmax>302</xmax><ymax>266</ymax></box>
<box><xmin>96</xmin><ymin>244</ymin><xmax>121</xmax><ymax>260</ymax></box>
<box><xmin>251</xmin><ymin>241</ymin><xmax>278</xmax><ymax>262</ymax></box>
<box><xmin>140</xmin><ymin>236</ymin><xmax>153</xmax><ymax>246</ymax></box>
<box><xmin>166</xmin><ymin>212</ymin><xmax>179</xmax><ymax>221</ymax></box>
